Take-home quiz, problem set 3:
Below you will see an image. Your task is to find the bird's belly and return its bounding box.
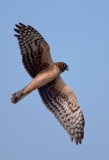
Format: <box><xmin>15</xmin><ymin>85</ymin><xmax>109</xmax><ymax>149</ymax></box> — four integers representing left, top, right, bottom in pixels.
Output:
<box><xmin>23</xmin><ymin>67</ymin><xmax>61</xmax><ymax>94</ymax></box>
<box><xmin>34</xmin><ymin>71</ymin><xmax>60</xmax><ymax>88</ymax></box>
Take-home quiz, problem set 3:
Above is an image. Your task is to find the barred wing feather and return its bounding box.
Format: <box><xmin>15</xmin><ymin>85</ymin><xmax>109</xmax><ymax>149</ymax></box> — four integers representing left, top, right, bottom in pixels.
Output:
<box><xmin>14</xmin><ymin>23</ymin><xmax>53</xmax><ymax>77</ymax></box>
<box><xmin>38</xmin><ymin>76</ymin><xmax>85</xmax><ymax>144</ymax></box>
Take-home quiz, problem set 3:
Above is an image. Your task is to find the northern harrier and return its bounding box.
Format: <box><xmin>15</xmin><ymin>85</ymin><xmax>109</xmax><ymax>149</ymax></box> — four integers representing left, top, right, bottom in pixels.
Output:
<box><xmin>11</xmin><ymin>23</ymin><xmax>85</xmax><ymax>145</ymax></box>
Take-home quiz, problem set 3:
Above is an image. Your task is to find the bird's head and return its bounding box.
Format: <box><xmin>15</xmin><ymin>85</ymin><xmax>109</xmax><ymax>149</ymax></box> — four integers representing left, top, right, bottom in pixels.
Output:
<box><xmin>55</xmin><ymin>62</ymin><xmax>69</xmax><ymax>72</ymax></box>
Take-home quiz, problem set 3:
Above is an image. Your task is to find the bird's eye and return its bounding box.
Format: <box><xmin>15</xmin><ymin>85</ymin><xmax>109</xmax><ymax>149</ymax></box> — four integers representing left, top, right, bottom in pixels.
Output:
<box><xmin>63</xmin><ymin>63</ymin><xmax>67</xmax><ymax>69</ymax></box>
<box><xmin>63</xmin><ymin>63</ymin><xmax>69</xmax><ymax>71</ymax></box>
<box><xmin>64</xmin><ymin>63</ymin><xmax>67</xmax><ymax>68</ymax></box>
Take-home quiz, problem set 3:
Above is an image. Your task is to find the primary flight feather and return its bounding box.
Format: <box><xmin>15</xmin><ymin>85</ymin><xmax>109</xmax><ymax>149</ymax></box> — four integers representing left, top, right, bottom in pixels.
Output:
<box><xmin>11</xmin><ymin>23</ymin><xmax>85</xmax><ymax>145</ymax></box>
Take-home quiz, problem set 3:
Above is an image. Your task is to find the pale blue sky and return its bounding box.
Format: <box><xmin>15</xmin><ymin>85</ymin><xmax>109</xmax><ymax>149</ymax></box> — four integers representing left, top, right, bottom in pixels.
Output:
<box><xmin>0</xmin><ymin>0</ymin><xmax>109</xmax><ymax>160</ymax></box>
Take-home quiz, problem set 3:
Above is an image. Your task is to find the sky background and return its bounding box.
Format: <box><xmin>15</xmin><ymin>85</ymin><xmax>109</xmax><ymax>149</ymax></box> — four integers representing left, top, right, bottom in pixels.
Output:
<box><xmin>0</xmin><ymin>0</ymin><xmax>109</xmax><ymax>160</ymax></box>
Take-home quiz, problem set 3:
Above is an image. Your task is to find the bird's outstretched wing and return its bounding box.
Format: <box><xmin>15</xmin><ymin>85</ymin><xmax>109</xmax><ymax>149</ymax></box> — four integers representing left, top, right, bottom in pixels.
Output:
<box><xmin>38</xmin><ymin>76</ymin><xmax>85</xmax><ymax>144</ymax></box>
<box><xmin>14</xmin><ymin>23</ymin><xmax>53</xmax><ymax>78</ymax></box>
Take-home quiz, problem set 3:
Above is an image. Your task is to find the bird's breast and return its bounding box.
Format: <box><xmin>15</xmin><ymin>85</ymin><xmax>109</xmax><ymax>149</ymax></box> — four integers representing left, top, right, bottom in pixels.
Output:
<box><xmin>23</xmin><ymin>65</ymin><xmax>61</xmax><ymax>94</ymax></box>
<box><xmin>35</xmin><ymin>65</ymin><xmax>61</xmax><ymax>88</ymax></box>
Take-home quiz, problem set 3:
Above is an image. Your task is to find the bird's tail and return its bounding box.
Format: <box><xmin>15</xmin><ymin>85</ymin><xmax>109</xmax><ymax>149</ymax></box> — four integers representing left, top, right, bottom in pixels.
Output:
<box><xmin>11</xmin><ymin>87</ymin><xmax>29</xmax><ymax>104</ymax></box>
<box><xmin>11</xmin><ymin>74</ymin><xmax>39</xmax><ymax>104</ymax></box>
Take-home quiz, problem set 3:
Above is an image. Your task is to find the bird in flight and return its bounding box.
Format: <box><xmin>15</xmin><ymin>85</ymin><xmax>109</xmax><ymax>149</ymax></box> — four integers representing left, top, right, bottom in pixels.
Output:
<box><xmin>11</xmin><ymin>23</ymin><xmax>85</xmax><ymax>145</ymax></box>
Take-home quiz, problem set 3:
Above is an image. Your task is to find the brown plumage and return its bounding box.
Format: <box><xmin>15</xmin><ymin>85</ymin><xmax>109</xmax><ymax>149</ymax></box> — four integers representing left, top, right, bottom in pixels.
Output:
<box><xmin>11</xmin><ymin>23</ymin><xmax>85</xmax><ymax>145</ymax></box>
